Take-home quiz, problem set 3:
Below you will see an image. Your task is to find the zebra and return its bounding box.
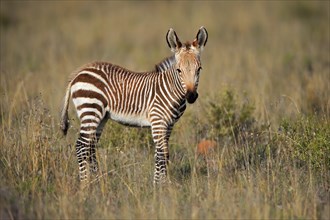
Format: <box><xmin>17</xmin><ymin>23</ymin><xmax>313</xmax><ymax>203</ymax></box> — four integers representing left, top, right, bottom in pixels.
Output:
<box><xmin>60</xmin><ymin>27</ymin><xmax>208</xmax><ymax>184</ymax></box>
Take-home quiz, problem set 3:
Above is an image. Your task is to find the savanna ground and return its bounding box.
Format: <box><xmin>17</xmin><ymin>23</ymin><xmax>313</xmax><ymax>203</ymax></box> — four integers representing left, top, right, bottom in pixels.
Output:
<box><xmin>0</xmin><ymin>1</ymin><xmax>329</xmax><ymax>219</ymax></box>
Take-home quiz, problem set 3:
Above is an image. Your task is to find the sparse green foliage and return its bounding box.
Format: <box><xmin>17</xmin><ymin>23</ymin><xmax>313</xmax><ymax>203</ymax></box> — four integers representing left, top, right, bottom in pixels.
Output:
<box><xmin>100</xmin><ymin>121</ymin><xmax>153</xmax><ymax>152</ymax></box>
<box><xmin>278</xmin><ymin>115</ymin><xmax>330</xmax><ymax>171</ymax></box>
<box><xmin>206</xmin><ymin>89</ymin><xmax>256</xmax><ymax>140</ymax></box>
<box><xmin>203</xmin><ymin>89</ymin><xmax>329</xmax><ymax>174</ymax></box>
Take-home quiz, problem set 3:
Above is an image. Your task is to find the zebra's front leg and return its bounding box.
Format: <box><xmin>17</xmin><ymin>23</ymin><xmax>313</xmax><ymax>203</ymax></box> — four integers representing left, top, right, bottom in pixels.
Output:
<box><xmin>152</xmin><ymin>125</ymin><xmax>172</xmax><ymax>184</ymax></box>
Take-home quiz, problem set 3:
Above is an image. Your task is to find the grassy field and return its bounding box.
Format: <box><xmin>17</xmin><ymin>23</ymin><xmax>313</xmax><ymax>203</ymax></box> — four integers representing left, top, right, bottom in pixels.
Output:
<box><xmin>1</xmin><ymin>1</ymin><xmax>329</xmax><ymax>219</ymax></box>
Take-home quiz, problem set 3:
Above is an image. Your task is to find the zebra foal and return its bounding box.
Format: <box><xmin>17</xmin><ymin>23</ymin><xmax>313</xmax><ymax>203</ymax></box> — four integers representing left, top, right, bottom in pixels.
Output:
<box><xmin>60</xmin><ymin>27</ymin><xmax>208</xmax><ymax>184</ymax></box>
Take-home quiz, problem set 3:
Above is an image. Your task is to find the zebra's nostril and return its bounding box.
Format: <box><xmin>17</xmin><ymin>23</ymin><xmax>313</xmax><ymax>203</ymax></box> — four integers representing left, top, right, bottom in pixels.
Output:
<box><xmin>186</xmin><ymin>92</ymin><xmax>198</xmax><ymax>104</ymax></box>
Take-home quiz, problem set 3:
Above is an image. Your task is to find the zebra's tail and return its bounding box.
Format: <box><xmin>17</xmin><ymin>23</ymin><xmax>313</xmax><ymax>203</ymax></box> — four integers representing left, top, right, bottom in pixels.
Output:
<box><xmin>60</xmin><ymin>82</ymin><xmax>72</xmax><ymax>135</ymax></box>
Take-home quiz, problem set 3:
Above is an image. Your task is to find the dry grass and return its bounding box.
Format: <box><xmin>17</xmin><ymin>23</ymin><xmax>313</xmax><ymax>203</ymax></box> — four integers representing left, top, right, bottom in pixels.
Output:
<box><xmin>1</xmin><ymin>1</ymin><xmax>329</xmax><ymax>219</ymax></box>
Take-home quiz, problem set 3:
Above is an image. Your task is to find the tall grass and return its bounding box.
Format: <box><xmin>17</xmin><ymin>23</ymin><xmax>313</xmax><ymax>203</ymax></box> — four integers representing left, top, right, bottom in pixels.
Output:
<box><xmin>1</xmin><ymin>1</ymin><xmax>329</xmax><ymax>219</ymax></box>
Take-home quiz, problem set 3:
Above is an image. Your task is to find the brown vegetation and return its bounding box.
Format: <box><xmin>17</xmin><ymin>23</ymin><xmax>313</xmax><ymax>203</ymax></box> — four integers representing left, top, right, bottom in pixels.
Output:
<box><xmin>197</xmin><ymin>139</ymin><xmax>216</xmax><ymax>156</ymax></box>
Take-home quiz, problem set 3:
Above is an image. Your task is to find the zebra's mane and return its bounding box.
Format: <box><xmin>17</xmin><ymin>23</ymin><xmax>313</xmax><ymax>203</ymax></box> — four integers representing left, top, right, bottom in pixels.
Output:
<box><xmin>68</xmin><ymin>56</ymin><xmax>176</xmax><ymax>83</ymax></box>
<box><xmin>155</xmin><ymin>55</ymin><xmax>176</xmax><ymax>73</ymax></box>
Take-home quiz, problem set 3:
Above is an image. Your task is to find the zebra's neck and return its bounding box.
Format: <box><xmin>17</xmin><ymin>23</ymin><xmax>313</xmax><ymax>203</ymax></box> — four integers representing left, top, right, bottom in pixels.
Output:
<box><xmin>154</xmin><ymin>57</ymin><xmax>186</xmax><ymax>103</ymax></box>
<box><xmin>155</xmin><ymin>55</ymin><xmax>176</xmax><ymax>73</ymax></box>
<box><xmin>161</xmin><ymin>67</ymin><xmax>186</xmax><ymax>103</ymax></box>
<box><xmin>154</xmin><ymin>56</ymin><xmax>185</xmax><ymax>102</ymax></box>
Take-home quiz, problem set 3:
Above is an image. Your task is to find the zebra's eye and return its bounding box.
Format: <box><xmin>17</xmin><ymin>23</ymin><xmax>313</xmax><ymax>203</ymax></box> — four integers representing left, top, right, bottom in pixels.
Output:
<box><xmin>177</xmin><ymin>69</ymin><xmax>182</xmax><ymax>73</ymax></box>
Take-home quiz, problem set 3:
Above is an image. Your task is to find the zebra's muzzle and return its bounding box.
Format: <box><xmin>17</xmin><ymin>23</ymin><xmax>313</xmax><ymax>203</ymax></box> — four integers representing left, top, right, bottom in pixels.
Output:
<box><xmin>186</xmin><ymin>91</ymin><xmax>198</xmax><ymax>104</ymax></box>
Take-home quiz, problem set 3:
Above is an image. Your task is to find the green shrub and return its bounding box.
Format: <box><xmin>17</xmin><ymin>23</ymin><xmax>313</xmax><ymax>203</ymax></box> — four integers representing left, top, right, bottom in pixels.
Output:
<box><xmin>199</xmin><ymin>89</ymin><xmax>329</xmax><ymax>175</ymax></box>
<box><xmin>278</xmin><ymin>115</ymin><xmax>330</xmax><ymax>171</ymax></box>
<box><xmin>206</xmin><ymin>90</ymin><xmax>256</xmax><ymax>142</ymax></box>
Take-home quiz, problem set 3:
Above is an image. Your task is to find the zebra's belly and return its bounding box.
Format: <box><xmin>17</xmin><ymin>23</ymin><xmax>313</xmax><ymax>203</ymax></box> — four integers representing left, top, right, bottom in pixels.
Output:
<box><xmin>109</xmin><ymin>111</ymin><xmax>151</xmax><ymax>127</ymax></box>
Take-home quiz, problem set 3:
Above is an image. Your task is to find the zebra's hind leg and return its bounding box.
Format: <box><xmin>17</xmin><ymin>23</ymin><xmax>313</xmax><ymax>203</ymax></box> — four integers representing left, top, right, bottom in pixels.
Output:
<box><xmin>89</xmin><ymin>139</ymin><xmax>98</xmax><ymax>174</ymax></box>
<box><xmin>76</xmin><ymin>134</ymin><xmax>92</xmax><ymax>181</ymax></box>
<box><xmin>89</xmin><ymin>114</ymin><xmax>109</xmax><ymax>174</ymax></box>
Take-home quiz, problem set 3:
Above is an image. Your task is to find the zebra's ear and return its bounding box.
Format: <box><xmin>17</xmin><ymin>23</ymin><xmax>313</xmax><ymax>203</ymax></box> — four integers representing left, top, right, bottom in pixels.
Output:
<box><xmin>193</xmin><ymin>26</ymin><xmax>208</xmax><ymax>51</ymax></box>
<box><xmin>166</xmin><ymin>28</ymin><xmax>182</xmax><ymax>52</ymax></box>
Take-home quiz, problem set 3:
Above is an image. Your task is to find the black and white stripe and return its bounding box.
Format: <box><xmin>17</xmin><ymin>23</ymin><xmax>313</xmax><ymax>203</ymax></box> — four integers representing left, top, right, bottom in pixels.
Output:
<box><xmin>155</xmin><ymin>55</ymin><xmax>176</xmax><ymax>72</ymax></box>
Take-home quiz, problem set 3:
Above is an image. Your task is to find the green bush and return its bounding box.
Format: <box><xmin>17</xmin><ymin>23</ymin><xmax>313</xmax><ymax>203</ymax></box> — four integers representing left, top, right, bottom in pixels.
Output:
<box><xmin>200</xmin><ymin>89</ymin><xmax>329</xmax><ymax>175</ymax></box>
<box><xmin>206</xmin><ymin>90</ymin><xmax>256</xmax><ymax>142</ymax></box>
<box><xmin>278</xmin><ymin>115</ymin><xmax>330</xmax><ymax>171</ymax></box>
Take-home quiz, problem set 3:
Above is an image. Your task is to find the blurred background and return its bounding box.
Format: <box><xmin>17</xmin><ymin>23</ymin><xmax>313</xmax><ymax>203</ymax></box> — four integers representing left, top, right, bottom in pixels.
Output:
<box><xmin>1</xmin><ymin>1</ymin><xmax>329</xmax><ymax>122</ymax></box>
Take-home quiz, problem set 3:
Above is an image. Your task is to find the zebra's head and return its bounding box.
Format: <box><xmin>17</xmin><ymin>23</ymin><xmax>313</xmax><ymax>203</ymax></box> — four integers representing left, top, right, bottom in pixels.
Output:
<box><xmin>166</xmin><ymin>27</ymin><xmax>208</xmax><ymax>104</ymax></box>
